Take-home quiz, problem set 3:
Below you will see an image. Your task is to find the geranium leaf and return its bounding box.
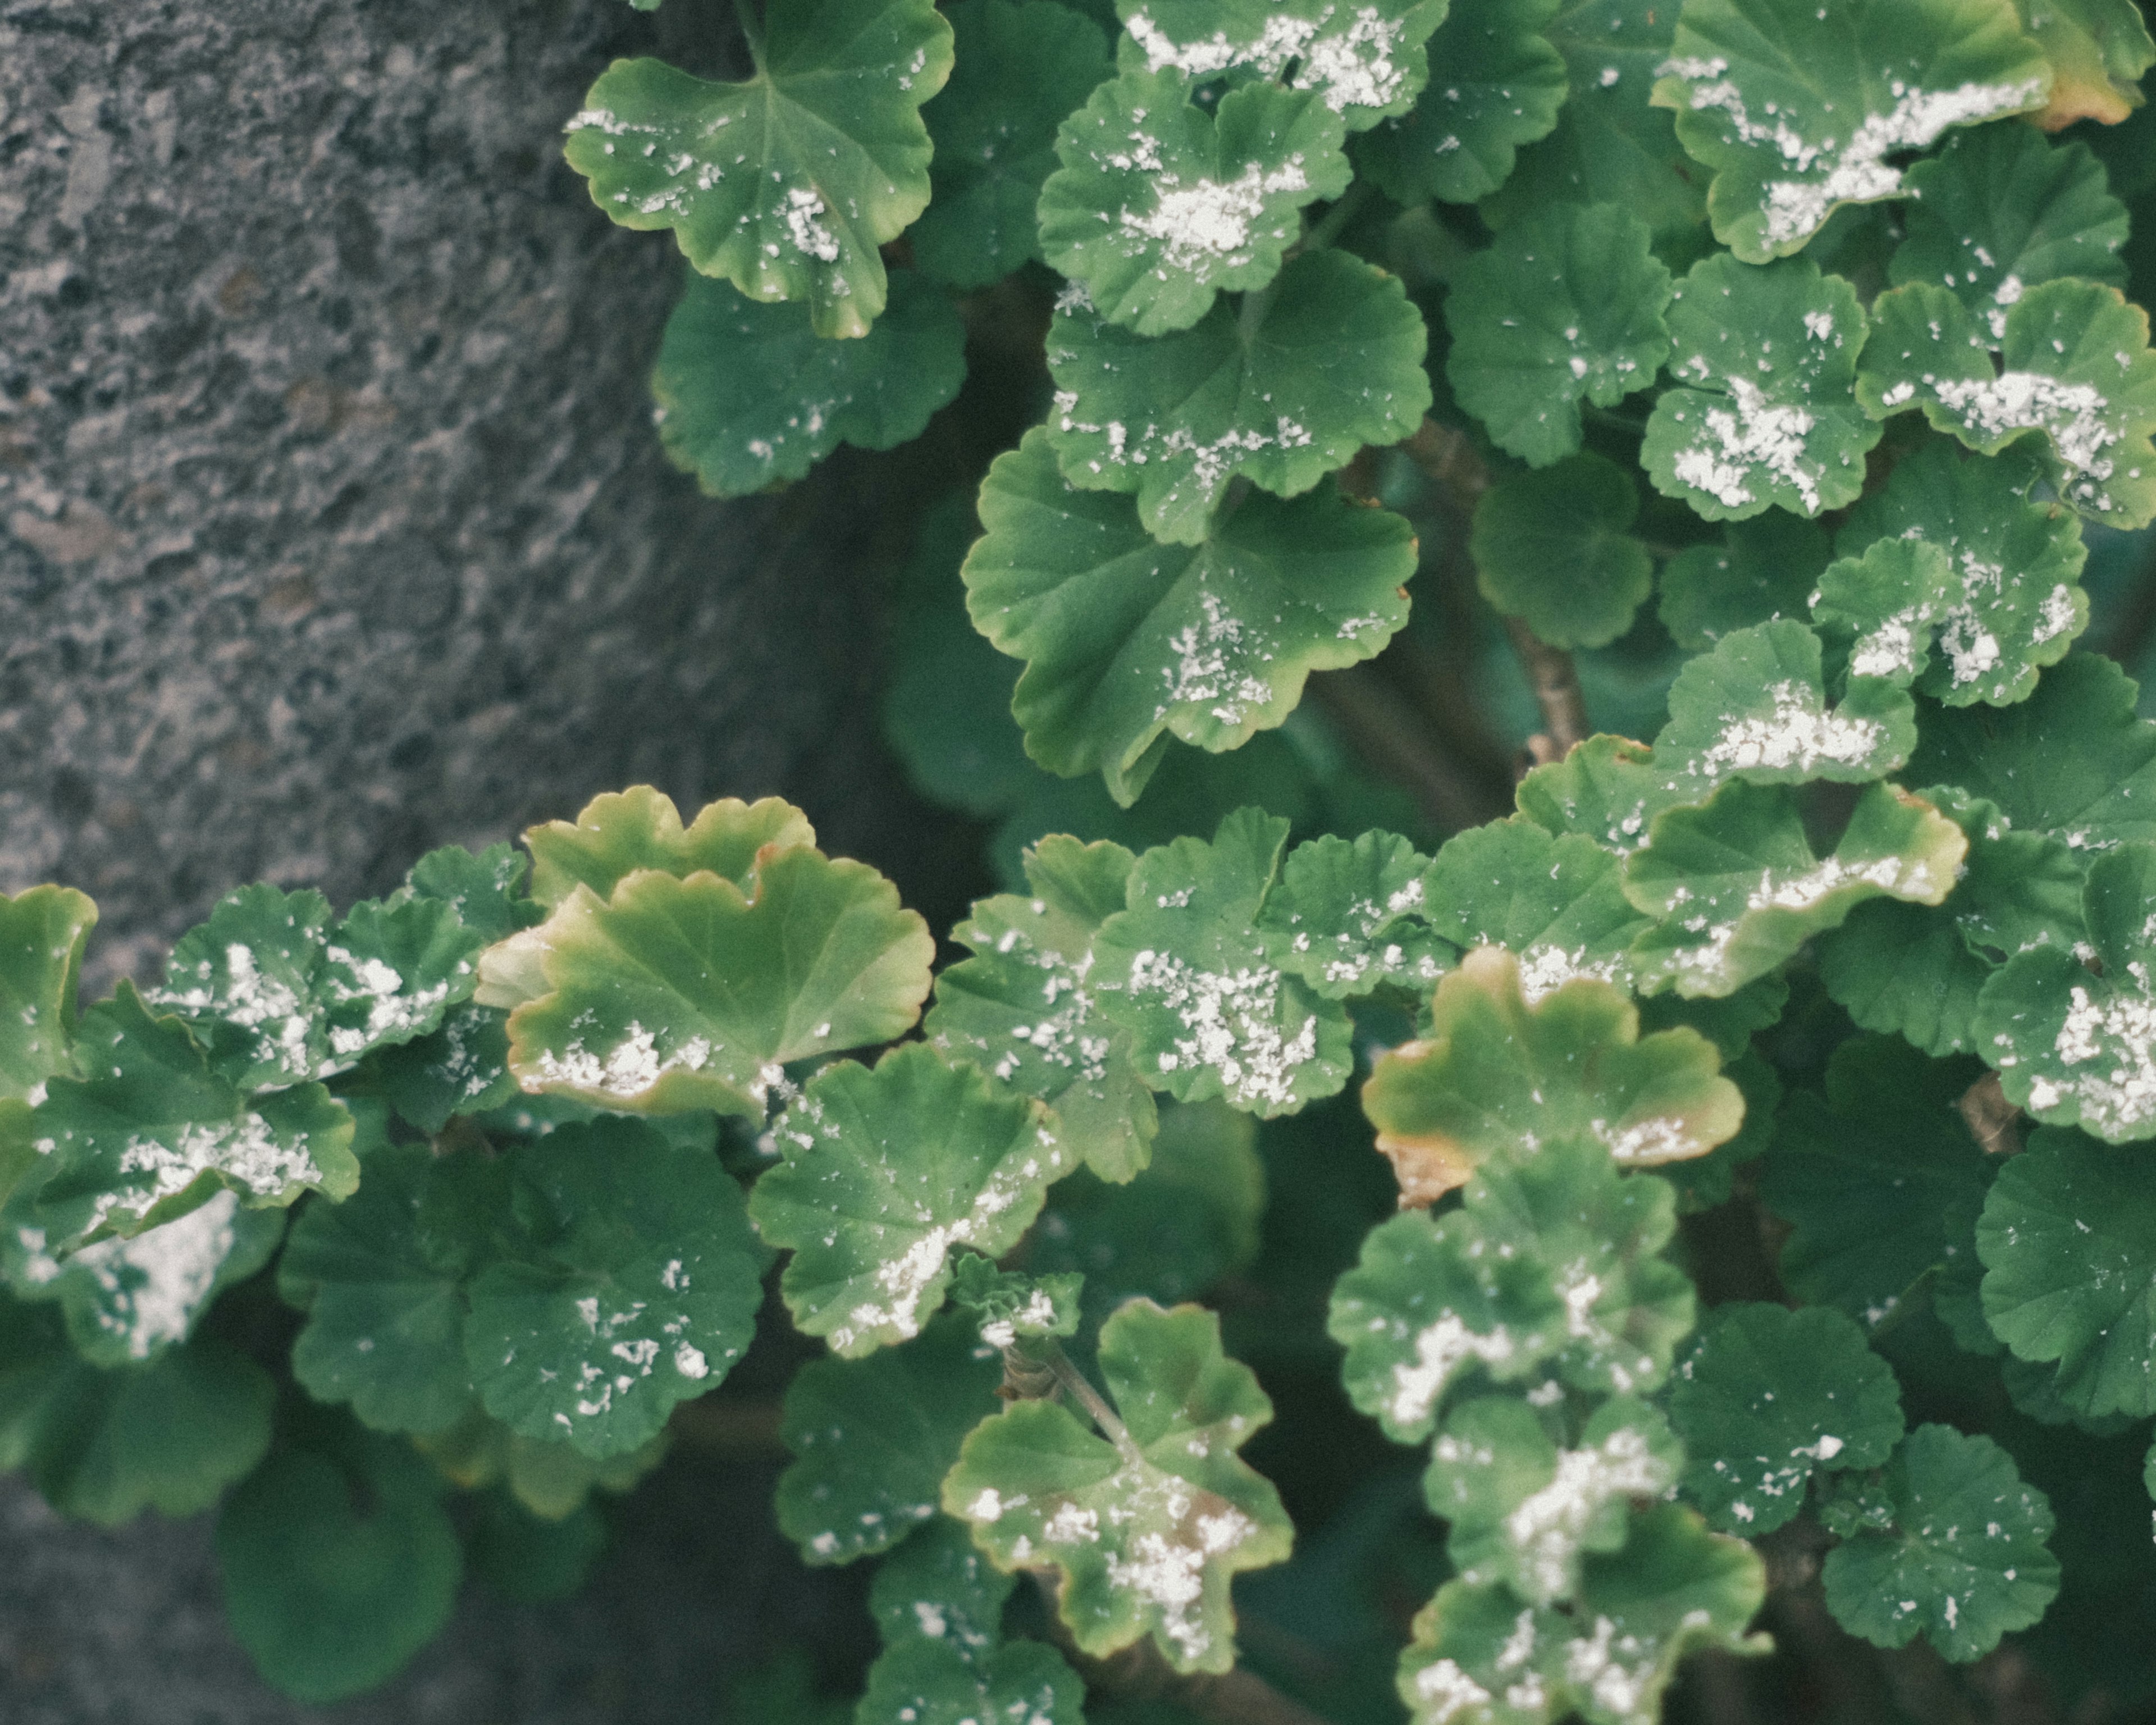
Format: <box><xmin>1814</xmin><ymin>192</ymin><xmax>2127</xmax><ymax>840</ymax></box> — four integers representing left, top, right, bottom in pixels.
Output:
<box><xmin>965</xmin><ymin>430</ymin><xmax>1415</xmax><ymax>804</ymax></box>
<box><xmin>927</xmin><ymin>836</ymin><xmax>1158</xmax><ymax>1184</ymax></box>
<box><xmin>776</xmin><ymin>1318</ymin><xmax>1003</xmax><ymax>1564</ymax></box>
<box><xmin>504</xmin><ymin>846</ymin><xmax>933</xmax><ymax>1119</ymax></box>
<box><xmin>2011</xmin><ymin>0</ymin><xmax>2155</xmax><ymax>127</ymax></box>
<box><xmin>1363</xmin><ymin>947</ymin><xmax>1743</xmax><ymax>1204</ymax></box>
<box><xmin>1977</xmin><ymin>1126</ymin><xmax>2156</xmax><ymax>1417</ymax></box>
<box><xmin>1650</xmin><ymin>0</ymin><xmax>2051</xmax><ymax>263</ymax></box>
<box><xmin>941</xmin><ymin>1298</ymin><xmax>1294</xmax><ymax>1674</ymax></box>
<box><xmin>870</xmin><ymin>1513</ymin><xmax>1015</xmax><ymax>1649</ymax></box>
<box><xmin>1668</xmin><ymin>1303</ymin><xmax>1903</xmax><ymax>1536</ymax></box>
<box><xmin>1470</xmin><ymin>453</ymin><xmax>1655</xmax><ymax>649</ymax></box>
<box><xmin>522</xmin><ymin>786</ymin><xmax>817</xmax><ymax>909</ymax></box>
<box><xmin>858</xmin><ymin>1637</ymin><xmax>1086</xmax><ymax>1725</ymax></box>
<box><xmin>1657</xmin><ymin>514</ymin><xmax>1828</xmax><ymax>654</ymax></box>
<box><xmin>1643</xmin><ymin>254</ymin><xmax>1878</xmax><ymax>521</ymax></box>
<box><xmin>948</xmin><ymin>1256</ymin><xmax>1085</xmax><ymax>1346</ymax></box>
<box><xmin>1044</xmin><ymin>246</ymin><xmax>1431</xmax><ymax>545</ymax></box>
<box><xmin>1834</xmin><ymin>440</ymin><xmax>2089</xmax><ymax>708</ymax></box>
<box><xmin>366</xmin><ymin>1005</ymin><xmax>519</xmax><ymax>1135</ymax></box>
<box><xmin>562</xmin><ymin>0</ymin><xmax>954</xmax><ymax>339</ymax></box>
<box><xmin>1444</xmin><ymin>203</ymin><xmax>1674</xmax><ymax>468</ymax></box>
<box><xmin>1427</xmin><ymin>1395</ymin><xmax>1682</xmax><ymax>1605</ymax></box>
<box><xmin>1037</xmin><ymin>71</ymin><xmax>1350</xmax><ymax>337</ymax></box>
<box><xmin>1760</xmin><ymin>1035</ymin><xmax>1993</xmax><ymax>1330</ymax></box>
<box><xmin>403</xmin><ymin>843</ymin><xmax>541</xmax><ymax>946</ymax></box>
<box><xmin>0</xmin><ymin>886</ymin><xmax>94</xmax><ymax>1102</ymax></box>
<box><xmin>1858</xmin><ymin>279</ymin><xmax>2156</xmax><ymax>528</ymax></box>
<box><xmin>1255</xmin><ymin>828</ymin><xmax>1446</xmax><ymax>1001</ymax></box>
<box><xmin>1820</xmin><ymin>1424</ymin><xmax>2059</xmax><ymax>1663</ymax></box>
<box><xmin>1515</xmin><ymin>734</ymin><xmax>1694</xmax><ymax>858</ymax></box>
<box><xmin>1114</xmin><ymin>0</ymin><xmax>1450</xmax><ymax>131</ymax></box>
<box><xmin>1624</xmin><ymin>781</ymin><xmax>1966</xmax><ymax>999</ymax></box>
<box><xmin>752</xmin><ymin>1046</ymin><xmax>1066</xmax><ymax>1355</ymax></box>
<box><xmin>1396</xmin><ymin>1504</ymin><xmax>1766</xmax><ymax>1725</ymax></box>
<box><xmin>912</xmin><ymin>0</ymin><xmax>1112</xmax><ymax>289</ymax></box>
<box><xmin>652</xmin><ymin>267</ymin><xmax>966</xmax><ymax>497</ymax></box>
<box><xmin>1977</xmin><ymin>842</ymin><xmax>2156</xmax><ymax>1140</ymax></box>
<box><xmin>1353</xmin><ymin>0</ymin><xmax>1568</xmax><ymax>204</ymax></box>
<box><xmin>1810</xmin><ymin>536</ymin><xmax>1957</xmax><ymax>687</ymax></box>
<box><xmin>414</xmin><ymin>1406</ymin><xmax>670</xmax><ymax>1520</ymax></box>
<box><xmin>1889</xmin><ymin>126</ymin><xmax>2128</xmax><ymax>343</ymax></box>
<box><xmin>462</xmin><ymin>1117</ymin><xmax>766</xmax><ymax>1457</ymax></box>
<box><xmin>1092</xmin><ymin>809</ymin><xmax>1356</xmax><ymax>1115</ymax></box>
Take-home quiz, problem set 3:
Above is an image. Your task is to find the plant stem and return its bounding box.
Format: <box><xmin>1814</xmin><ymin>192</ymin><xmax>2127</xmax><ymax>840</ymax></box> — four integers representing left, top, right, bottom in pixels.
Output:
<box><xmin>1044</xmin><ymin>1343</ymin><xmax>1140</xmax><ymax>1459</ymax></box>
<box><xmin>1957</xmin><ymin>1071</ymin><xmax>2023</xmax><ymax>1156</ymax></box>
<box><xmin>1297</xmin><ymin>181</ymin><xmax>1373</xmax><ymax>257</ymax></box>
<box><xmin>730</xmin><ymin>0</ymin><xmax>766</xmax><ymax>56</ymax></box>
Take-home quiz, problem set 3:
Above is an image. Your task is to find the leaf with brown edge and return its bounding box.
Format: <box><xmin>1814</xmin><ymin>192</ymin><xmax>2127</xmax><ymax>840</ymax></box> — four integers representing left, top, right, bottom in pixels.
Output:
<box><xmin>1361</xmin><ymin>946</ymin><xmax>1745</xmax><ymax>1206</ymax></box>
<box><xmin>523</xmin><ymin>787</ymin><xmax>816</xmax><ymax>909</ymax></box>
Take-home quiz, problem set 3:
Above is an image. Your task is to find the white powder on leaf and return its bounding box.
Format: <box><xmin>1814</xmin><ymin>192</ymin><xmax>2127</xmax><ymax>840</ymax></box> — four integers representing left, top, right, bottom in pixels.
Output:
<box><xmin>85</xmin><ymin>1114</ymin><xmax>325</xmax><ymax>1234</ymax></box>
<box><xmin>1125</xmin><ymin>947</ymin><xmax>1319</xmax><ymax>1111</ymax></box>
<box><xmin>1160</xmin><ymin>588</ymin><xmax>1275</xmax><ymax>728</ymax></box>
<box><xmin>1123</xmin><ymin>6</ymin><xmax>1413</xmax><ymax>114</ymax></box>
<box><xmin>67</xmin><ymin>1189</ymin><xmax>240</xmax><ymax>1359</ymax></box>
<box><xmin>1387</xmin><ymin>1313</ymin><xmax>1518</xmax><ymax>1432</ymax></box>
<box><xmin>1504</xmin><ymin>1424</ymin><xmax>1671</xmax><ymax>1600</ymax></box>
<box><xmin>1669</xmin><ymin>377</ymin><xmax>1822</xmax><ymax>513</ymax></box>
<box><xmin>1694</xmin><ymin>680</ymin><xmax>1885</xmax><ymax>779</ymax></box>
<box><xmin>1119</xmin><ymin>161</ymin><xmax>1310</xmax><ymax>272</ymax></box>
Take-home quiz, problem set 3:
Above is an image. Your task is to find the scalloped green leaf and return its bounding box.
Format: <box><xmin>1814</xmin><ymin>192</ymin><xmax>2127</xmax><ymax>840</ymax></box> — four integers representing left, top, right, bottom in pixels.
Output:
<box><xmin>1761</xmin><ymin>1035</ymin><xmax>1993</xmax><ymax>1329</ymax></box>
<box><xmin>0</xmin><ymin>885</ymin><xmax>94</xmax><ymax>1102</ymax></box>
<box><xmin>1858</xmin><ymin>279</ymin><xmax>2156</xmax><ymax>528</ymax></box>
<box><xmin>912</xmin><ymin>0</ymin><xmax>1111</xmax><ymax>289</ymax></box>
<box><xmin>1810</xmin><ymin>536</ymin><xmax>1956</xmax><ymax>686</ymax></box>
<box><xmin>1044</xmin><ymin>245</ymin><xmax>1431</xmax><ymax>544</ymax></box>
<box><xmin>941</xmin><ymin>1298</ymin><xmax>1293</xmax><ymax>1674</ymax></box>
<box><xmin>1255</xmin><ymin>828</ymin><xmax>1446</xmax><ymax>1000</ymax></box>
<box><xmin>1977</xmin><ymin>842</ymin><xmax>2156</xmax><ymax>1140</ymax></box>
<box><xmin>1643</xmin><ymin>254</ymin><xmax>1879</xmax><ymax>521</ymax></box>
<box><xmin>652</xmin><ymin>267</ymin><xmax>965</xmax><ymax>497</ymax></box>
<box><xmin>1444</xmin><ymin>203</ymin><xmax>1674</xmax><ymax>468</ymax></box>
<box><xmin>2014</xmin><ymin>0</ymin><xmax>2155</xmax><ymax>126</ymax></box>
<box><xmin>1092</xmin><ymin>809</ymin><xmax>1355</xmax><ymax>1116</ymax></box>
<box><xmin>1657</xmin><ymin>513</ymin><xmax>1829</xmax><ymax>653</ymax></box>
<box><xmin>1427</xmin><ymin>1395</ymin><xmax>1682</xmax><ymax>1605</ymax></box>
<box><xmin>776</xmin><ymin>1317</ymin><xmax>1003</xmax><ymax>1564</ymax></box>
<box><xmin>1420</xmin><ymin>818</ymin><xmax>1655</xmax><ymax>1001</ymax></box>
<box><xmin>928</xmin><ymin>836</ymin><xmax>1158</xmax><ymax>1184</ymax></box>
<box><xmin>561</xmin><ymin>0</ymin><xmax>954</xmax><ymax>339</ymax></box>
<box><xmin>1038</xmin><ymin>71</ymin><xmax>1350</xmax><ymax>337</ymax></box>
<box><xmin>1650</xmin><ymin>0</ymin><xmax>2051</xmax><ymax>263</ymax></box>
<box><xmin>405</xmin><ymin>843</ymin><xmax>541</xmax><ymax>944</ymax></box>
<box><xmin>414</xmin><ymin>1405</ymin><xmax>670</xmax><ymax>1520</ymax></box>
<box><xmin>870</xmin><ymin>1513</ymin><xmax>1015</xmax><ymax>1649</ymax></box>
<box><xmin>1668</xmin><ymin>1303</ymin><xmax>1903</xmax><ymax>1536</ymax></box>
<box><xmin>1624</xmin><ymin>781</ymin><xmax>1967</xmax><ymax>998</ymax></box>
<box><xmin>367</xmin><ymin>1005</ymin><xmax>519</xmax><ymax>1135</ymax></box>
<box><xmin>1515</xmin><ymin>734</ymin><xmax>1693</xmax><ymax>858</ymax></box>
<box><xmin>965</xmin><ymin>430</ymin><xmax>1415</xmax><ymax>804</ymax></box>
<box><xmin>1353</xmin><ymin>0</ymin><xmax>1568</xmax><ymax>204</ymax></box>
<box><xmin>0</xmin><ymin>1292</ymin><xmax>273</xmax><ymax>1526</ymax></box>
<box><xmin>1396</xmin><ymin>1504</ymin><xmax>1766</xmax><ymax>1725</ymax></box>
<box><xmin>1363</xmin><ymin>947</ymin><xmax>1743</xmax><ymax>1205</ymax></box>
<box><xmin>1470</xmin><ymin>454</ymin><xmax>1655</xmax><ymax>649</ymax></box>
<box><xmin>522</xmin><ymin>787</ymin><xmax>817</xmax><ymax>909</ymax></box>
<box><xmin>462</xmin><ymin>1117</ymin><xmax>766</xmax><ymax>1457</ymax></box>
<box><xmin>1820</xmin><ymin>1423</ymin><xmax>2059</xmax><ymax>1663</ymax></box>
<box><xmin>948</xmin><ymin>1256</ymin><xmax>1085</xmax><ymax>1346</ymax></box>
<box><xmin>504</xmin><ymin>845</ymin><xmax>933</xmax><ymax>1118</ymax></box>
<box><xmin>753</xmin><ymin>1045</ymin><xmax>1065</xmax><ymax>1354</ymax></box>
<box><xmin>1113</xmin><ymin>0</ymin><xmax>1450</xmax><ymax>131</ymax></box>
<box><xmin>858</xmin><ymin>1636</ymin><xmax>1087</xmax><ymax>1725</ymax></box>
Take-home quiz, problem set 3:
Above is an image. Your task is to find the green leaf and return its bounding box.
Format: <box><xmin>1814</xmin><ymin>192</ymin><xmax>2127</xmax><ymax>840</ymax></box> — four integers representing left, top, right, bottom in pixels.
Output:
<box><xmin>859</xmin><ymin>1636</ymin><xmax>1087</xmax><ymax>1725</ymax></box>
<box><xmin>870</xmin><ymin>1513</ymin><xmax>1015</xmax><ymax>1648</ymax></box>
<box><xmin>367</xmin><ymin>1005</ymin><xmax>519</xmax><ymax>1135</ymax></box>
<box><xmin>752</xmin><ymin>1044</ymin><xmax>1064</xmax><ymax>1355</ymax></box>
<box><xmin>1396</xmin><ymin>1504</ymin><xmax>1766</xmax><ymax>1725</ymax></box>
<box><xmin>1093</xmin><ymin>809</ymin><xmax>1355</xmax><ymax>1115</ymax></box>
<box><xmin>1890</xmin><ymin>125</ymin><xmax>2127</xmax><ymax>345</ymax></box>
<box><xmin>965</xmin><ymin>430</ymin><xmax>1415</xmax><ymax>804</ymax></box>
<box><xmin>928</xmin><ymin>836</ymin><xmax>1158</xmax><ymax>1184</ymax></box>
<box><xmin>1834</xmin><ymin>440</ymin><xmax>2088</xmax><ymax>708</ymax></box>
<box><xmin>1443</xmin><ymin>203</ymin><xmax>1674</xmax><ymax>468</ymax></box>
<box><xmin>1362</xmin><ymin>946</ymin><xmax>1744</xmax><ymax>1204</ymax></box>
<box><xmin>1668</xmin><ymin>1302</ymin><xmax>1903</xmax><ymax>1536</ymax></box>
<box><xmin>1642</xmin><ymin>254</ymin><xmax>1879</xmax><ymax>521</ymax></box>
<box><xmin>1420</xmin><ymin>819</ymin><xmax>1655</xmax><ymax>1002</ymax></box>
<box><xmin>216</xmin><ymin>1431</ymin><xmax>462</xmax><ymax>1703</ymax></box>
<box><xmin>1820</xmin><ymin>1423</ymin><xmax>2059</xmax><ymax>1662</ymax></box>
<box><xmin>0</xmin><ymin>885</ymin><xmax>94</xmax><ymax>1101</ymax></box>
<box><xmin>522</xmin><ymin>786</ymin><xmax>817</xmax><ymax>909</ymax></box>
<box><xmin>942</xmin><ymin>1298</ymin><xmax>1294</xmax><ymax>1674</ymax></box>
<box><xmin>1044</xmin><ymin>245</ymin><xmax>1431</xmax><ymax>545</ymax></box>
<box><xmin>1427</xmin><ymin>1395</ymin><xmax>1682</xmax><ymax>1604</ymax></box>
<box><xmin>1470</xmin><ymin>454</ymin><xmax>1655</xmax><ymax>649</ymax></box>
<box><xmin>404</xmin><ymin>842</ymin><xmax>541</xmax><ymax>945</ymax></box>
<box><xmin>1038</xmin><ymin>71</ymin><xmax>1350</xmax><ymax>337</ymax></box>
<box><xmin>466</xmin><ymin>1487</ymin><xmax>607</xmax><ymax>1604</ymax></box>
<box><xmin>1977</xmin><ymin>1125</ymin><xmax>2156</xmax><ymax>1414</ymax></box>
<box><xmin>1113</xmin><ymin>0</ymin><xmax>1450</xmax><ymax>131</ymax></box>
<box><xmin>1515</xmin><ymin>734</ymin><xmax>1693</xmax><ymax>858</ymax></box>
<box><xmin>913</xmin><ymin>0</ymin><xmax>1111</xmax><ymax>289</ymax></box>
<box><xmin>463</xmin><ymin>1117</ymin><xmax>766</xmax><ymax>1456</ymax></box>
<box><xmin>279</xmin><ymin>1141</ymin><xmax>475</xmax><ymax>1434</ymax></box>
<box><xmin>777</xmin><ymin>1318</ymin><xmax>1004</xmax><ymax>1563</ymax></box>
<box><xmin>1650</xmin><ymin>0</ymin><xmax>2052</xmax><ymax>263</ymax></box>
<box><xmin>1353</xmin><ymin>0</ymin><xmax>1568</xmax><ymax>204</ymax></box>
<box><xmin>651</xmin><ymin>267</ymin><xmax>965</xmax><ymax>497</ymax></box>
<box><xmin>32</xmin><ymin>986</ymin><xmax>359</xmax><ymax>1242</ymax></box>
<box><xmin>561</xmin><ymin>0</ymin><xmax>954</xmax><ymax>339</ymax></box>
<box><xmin>505</xmin><ymin>843</ymin><xmax>933</xmax><ymax>1118</ymax></box>
<box><xmin>1761</xmin><ymin>1035</ymin><xmax>1993</xmax><ymax>1330</ymax></box>
<box><xmin>1624</xmin><ymin>781</ymin><xmax>1967</xmax><ymax>998</ymax></box>
<box><xmin>1811</xmin><ymin>536</ymin><xmax>1957</xmax><ymax>687</ymax></box>
<box><xmin>949</xmin><ymin>1256</ymin><xmax>1085</xmax><ymax>1345</ymax></box>
<box><xmin>1977</xmin><ymin>842</ymin><xmax>2156</xmax><ymax>1140</ymax></box>
<box><xmin>2013</xmin><ymin>0</ymin><xmax>2155</xmax><ymax>126</ymax></box>
<box><xmin>414</xmin><ymin>1405</ymin><xmax>671</xmax><ymax>1519</ymax></box>
<box><xmin>1858</xmin><ymin>279</ymin><xmax>2156</xmax><ymax>528</ymax></box>
<box><xmin>1657</xmin><ymin>513</ymin><xmax>1829</xmax><ymax>653</ymax></box>
<box><xmin>1255</xmin><ymin>828</ymin><xmax>1446</xmax><ymax>1001</ymax></box>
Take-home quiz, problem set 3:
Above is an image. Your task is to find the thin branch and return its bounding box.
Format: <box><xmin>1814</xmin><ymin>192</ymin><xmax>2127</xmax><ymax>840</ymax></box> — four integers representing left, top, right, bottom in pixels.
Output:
<box><xmin>1044</xmin><ymin>1344</ymin><xmax>1140</xmax><ymax>1460</ymax></box>
<box><xmin>1401</xmin><ymin>417</ymin><xmax>1491</xmax><ymax>507</ymax></box>
<box><xmin>1309</xmin><ymin>667</ymin><xmax>1508</xmax><ymax>834</ymax></box>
